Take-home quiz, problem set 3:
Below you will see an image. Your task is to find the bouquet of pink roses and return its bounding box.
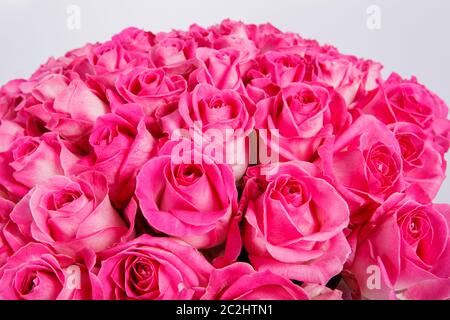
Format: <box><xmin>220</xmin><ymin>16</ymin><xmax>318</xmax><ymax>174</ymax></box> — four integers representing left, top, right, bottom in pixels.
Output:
<box><xmin>0</xmin><ymin>20</ymin><xmax>448</xmax><ymax>300</ymax></box>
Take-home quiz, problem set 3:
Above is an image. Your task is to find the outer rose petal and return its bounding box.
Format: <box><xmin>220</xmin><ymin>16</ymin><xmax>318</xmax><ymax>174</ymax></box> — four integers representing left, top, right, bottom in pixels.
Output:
<box><xmin>54</xmin><ymin>79</ymin><xmax>108</xmax><ymax>122</ymax></box>
<box><xmin>202</xmin><ymin>262</ymin><xmax>310</xmax><ymax>300</ymax></box>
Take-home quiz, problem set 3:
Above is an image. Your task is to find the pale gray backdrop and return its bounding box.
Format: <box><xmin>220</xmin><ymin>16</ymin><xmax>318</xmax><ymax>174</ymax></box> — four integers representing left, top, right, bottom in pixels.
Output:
<box><xmin>0</xmin><ymin>0</ymin><xmax>448</xmax><ymax>202</ymax></box>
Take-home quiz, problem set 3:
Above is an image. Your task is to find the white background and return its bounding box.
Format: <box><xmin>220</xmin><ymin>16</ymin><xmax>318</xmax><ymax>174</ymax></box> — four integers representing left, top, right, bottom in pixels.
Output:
<box><xmin>0</xmin><ymin>0</ymin><xmax>448</xmax><ymax>202</ymax></box>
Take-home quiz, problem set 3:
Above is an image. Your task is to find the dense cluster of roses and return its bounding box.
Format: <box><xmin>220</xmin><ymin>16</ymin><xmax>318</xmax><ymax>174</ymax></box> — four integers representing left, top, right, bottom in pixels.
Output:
<box><xmin>0</xmin><ymin>20</ymin><xmax>449</xmax><ymax>300</ymax></box>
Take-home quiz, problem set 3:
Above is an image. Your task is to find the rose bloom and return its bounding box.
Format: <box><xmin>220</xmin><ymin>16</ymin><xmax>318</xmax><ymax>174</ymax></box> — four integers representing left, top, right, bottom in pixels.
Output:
<box><xmin>255</xmin><ymin>82</ymin><xmax>350</xmax><ymax>162</ymax></box>
<box><xmin>25</xmin><ymin>75</ymin><xmax>109</xmax><ymax>142</ymax></box>
<box><xmin>245</xmin><ymin>51</ymin><xmax>308</xmax><ymax>99</ymax></box>
<box><xmin>97</xmin><ymin>235</ymin><xmax>212</xmax><ymax>300</ymax></box>
<box><xmin>300</xmin><ymin>46</ymin><xmax>383</xmax><ymax>106</ymax></box>
<box><xmin>150</xmin><ymin>34</ymin><xmax>196</xmax><ymax>72</ymax></box>
<box><xmin>202</xmin><ymin>262</ymin><xmax>310</xmax><ymax>300</ymax></box>
<box><xmin>188</xmin><ymin>47</ymin><xmax>242</xmax><ymax>90</ymax></box>
<box><xmin>178</xmin><ymin>83</ymin><xmax>256</xmax><ymax>133</ymax></box>
<box><xmin>241</xmin><ymin>161</ymin><xmax>350</xmax><ymax>284</ymax></box>
<box><xmin>88</xmin><ymin>40</ymin><xmax>134</xmax><ymax>76</ymax></box>
<box><xmin>345</xmin><ymin>191</ymin><xmax>450</xmax><ymax>300</ymax></box>
<box><xmin>88</xmin><ymin>103</ymin><xmax>156</xmax><ymax>208</ymax></box>
<box><xmin>178</xmin><ymin>83</ymin><xmax>256</xmax><ymax>180</ymax></box>
<box><xmin>112</xmin><ymin>27</ymin><xmax>154</xmax><ymax>56</ymax></box>
<box><xmin>0</xmin><ymin>243</ymin><xmax>101</xmax><ymax>300</ymax></box>
<box><xmin>389</xmin><ymin>122</ymin><xmax>446</xmax><ymax>199</ymax></box>
<box><xmin>9</xmin><ymin>171</ymin><xmax>131</xmax><ymax>257</ymax></box>
<box><xmin>355</xmin><ymin>73</ymin><xmax>450</xmax><ymax>154</ymax></box>
<box><xmin>244</xmin><ymin>21</ymin><xmax>306</xmax><ymax>53</ymax></box>
<box><xmin>0</xmin><ymin>133</ymin><xmax>64</xmax><ymax>201</ymax></box>
<box><xmin>84</xmin><ymin>40</ymin><xmax>142</xmax><ymax>93</ymax></box>
<box><xmin>115</xmin><ymin>67</ymin><xmax>187</xmax><ymax>115</ymax></box>
<box><xmin>318</xmin><ymin>115</ymin><xmax>405</xmax><ymax>214</ymax></box>
<box><xmin>136</xmin><ymin>142</ymin><xmax>238</xmax><ymax>249</ymax></box>
<box><xmin>356</xmin><ymin>73</ymin><xmax>448</xmax><ymax>130</ymax></box>
<box><xmin>211</xmin><ymin>29</ymin><xmax>259</xmax><ymax>76</ymax></box>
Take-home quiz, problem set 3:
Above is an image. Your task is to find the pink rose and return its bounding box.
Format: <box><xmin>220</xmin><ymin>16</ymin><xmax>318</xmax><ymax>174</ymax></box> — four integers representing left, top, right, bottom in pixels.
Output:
<box><xmin>179</xmin><ymin>83</ymin><xmax>255</xmax><ymax>133</ymax></box>
<box><xmin>318</xmin><ymin>115</ymin><xmax>405</xmax><ymax>213</ymax></box>
<box><xmin>188</xmin><ymin>24</ymin><xmax>217</xmax><ymax>47</ymax></box>
<box><xmin>84</xmin><ymin>40</ymin><xmax>147</xmax><ymax>93</ymax></box>
<box><xmin>389</xmin><ymin>122</ymin><xmax>446</xmax><ymax>199</ymax></box>
<box><xmin>26</xmin><ymin>77</ymin><xmax>108</xmax><ymax>142</ymax></box>
<box><xmin>188</xmin><ymin>47</ymin><xmax>241</xmax><ymax>90</ymax></box>
<box><xmin>111</xmin><ymin>27</ymin><xmax>154</xmax><ymax>55</ymax></box>
<box><xmin>245</xmin><ymin>22</ymin><xmax>303</xmax><ymax>52</ymax></box>
<box><xmin>201</xmin><ymin>262</ymin><xmax>310</xmax><ymax>300</ymax></box>
<box><xmin>97</xmin><ymin>235</ymin><xmax>212</xmax><ymax>300</ymax></box>
<box><xmin>88</xmin><ymin>41</ymin><xmax>134</xmax><ymax>75</ymax></box>
<box><xmin>9</xmin><ymin>171</ymin><xmax>131</xmax><ymax>256</ymax></box>
<box><xmin>0</xmin><ymin>133</ymin><xmax>64</xmax><ymax>201</ymax></box>
<box><xmin>115</xmin><ymin>67</ymin><xmax>187</xmax><ymax>115</ymax></box>
<box><xmin>244</xmin><ymin>74</ymin><xmax>280</xmax><ymax>105</ymax></box>
<box><xmin>246</xmin><ymin>51</ymin><xmax>307</xmax><ymax>92</ymax></box>
<box><xmin>136</xmin><ymin>142</ymin><xmax>238</xmax><ymax>249</ymax></box>
<box><xmin>210</xmin><ymin>19</ymin><xmax>249</xmax><ymax>40</ymax></box>
<box><xmin>345</xmin><ymin>191</ymin><xmax>450</xmax><ymax>300</ymax></box>
<box><xmin>209</xmin><ymin>21</ymin><xmax>258</xmax><ymax>75</ymax></box>
<box><xmin>150</xmin><ymin>35</ymin><xmax>196</xmax><ymax>70</ymax></box>
<box><xmin>355</xmin><ymin>73</ymin><xmax>450</xmax><ymax>152</ymax></box>
<box><xmin>0</xmin><ymin>243</ymin><xmax>101</xmax><ymax>300</ymax></box>
<box><xmin>88</xmin><ymin>103</ymin><xmax>156</xmax><ymax>208</ymax></box>
<box><xmin>357</xmin><ymin>73</ymin><xmax>448</xmax><ymax>129</ymax></box>
<box><xmin>255</xmin><ymin>82</ymin><xmax>350</xmax><ymax>162</ymax></box>
<box><xmin>301</xmin><ymin>47</ymin><xmax>382</xmax><ymax>105</ymax></box>
<box><xmin>178</xmin><ymin>83</ymin><xmax>256</xmax><ymax>179</ymax></box>
<box><xmin>242</xmin><ymin>161</ymin><xmax>350</xmax><ymax>284</ymax></box>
